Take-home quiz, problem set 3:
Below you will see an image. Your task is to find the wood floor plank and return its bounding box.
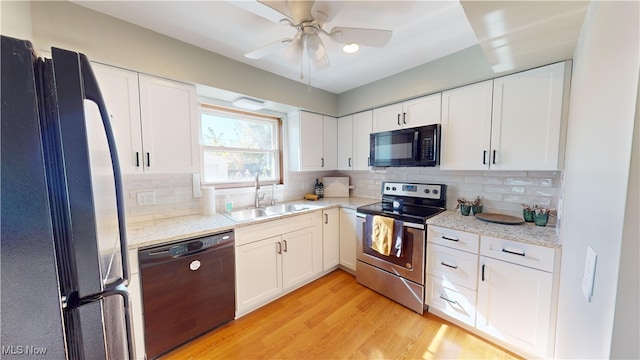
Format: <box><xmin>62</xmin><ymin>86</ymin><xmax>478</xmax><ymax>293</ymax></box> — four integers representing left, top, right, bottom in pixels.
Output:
<box><xmin>161</xmin><ymin>269</ymin><xmax>522</xmax><ymax>360</ymax></box>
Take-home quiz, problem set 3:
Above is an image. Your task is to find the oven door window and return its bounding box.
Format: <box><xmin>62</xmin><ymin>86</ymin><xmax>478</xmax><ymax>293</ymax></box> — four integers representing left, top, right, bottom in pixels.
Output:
<box><xmin>363</xmin><ymin>227</ymin><xmax>414</xmax><ymax>269</ymax></box>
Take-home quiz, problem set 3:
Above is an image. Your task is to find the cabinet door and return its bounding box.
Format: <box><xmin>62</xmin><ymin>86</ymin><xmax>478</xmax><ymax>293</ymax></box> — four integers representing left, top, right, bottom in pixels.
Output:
<box><xmin>322</xmin><ymin>116</ymin><xmax>338</xmax><ymax>170</ymax></box>
<box><xmin>235</xmin><ymin>236</ymin><xmax>282</xmax><ymax>314</ymax></box>
<box><xmin>337</xmin><ymin>115</ymin><xmax>353</xmax><ymax>170</ymax></box>
<box><xmin>281</xmin><ymin>227</ymin><xmax>321</xmax><ymax>291</ymax></box>
<box><xmin>403</xmin><ymin>93</ymin><xmax>441</xmax><ymax>128</ymax></box>
<box><xmin>372</xmin><ymin>103</ymin><xmax>403</xmax><ymax>133</ymax></box>
<box><xmin>477</xmin><ymin>256</ymin><xmax>553</xmax><ymax>358</ymax></box>
<box><xmin>440</xmin><ymin>80</ymin><xmax>493</xmax><ymax>170</ymax></box>
<box><xmin>298</xmin><ymin>112</ymin><xmax>324</xmax><ymax>170</ymax></box>
<box><xmin>322</xmin><ymin>208</ymin><xmax>340</xmax><ymax>270</ymax></box>
<box><xmin>91</xmin><ymin>64</ymin><xmax>143</xmax><ymax>175</ymax></box>
<box><xmin>138</xmin><ymin>74</ymin><xmax>199</xmax><ymax>174</ymax></box>
<box><xmin>490</xmin><ymin>62</ymin><xmax>565</xmax><ymax>170</ymax></box>
<box><xmin>353</xmin><ymin>110</ymin><xmax>373</xmax><ymax>170</ymax></box>
<box><xmin>339</xmin><ymin>208</ymin><xmax>357</xmax><ymax>271</ymax></box>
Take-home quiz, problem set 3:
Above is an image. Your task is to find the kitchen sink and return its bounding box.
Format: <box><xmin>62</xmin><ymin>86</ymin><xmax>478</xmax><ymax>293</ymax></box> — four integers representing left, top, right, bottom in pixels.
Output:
<box><xmin>223</xmin><ymin>203</ymin><xmax>320</xmax><ymax>222</ymax></box>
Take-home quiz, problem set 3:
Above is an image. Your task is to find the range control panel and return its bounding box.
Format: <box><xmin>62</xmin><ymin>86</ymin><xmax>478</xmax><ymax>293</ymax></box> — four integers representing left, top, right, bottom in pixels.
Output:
<box><xmin>381</xmin><ymin>182</ymin><xmax>444</xmax><ymax>200</ymax></box>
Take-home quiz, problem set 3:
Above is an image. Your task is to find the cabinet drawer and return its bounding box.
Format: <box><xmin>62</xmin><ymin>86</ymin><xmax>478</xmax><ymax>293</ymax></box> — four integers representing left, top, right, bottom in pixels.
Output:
<box><xmin>427</xmin><ymin>243</ymin><xmax>478</xmax><ymax>291</ymax></box>
<box><xmin>235</xmin><ymin>211</ymin><xmax>321</xmax><ymax>246</ymax></box>
<box><xmin>428</xmin><ymin>226</ymin><xmax>479</xmax><ymax>254</ymax></box>
<box><xmin>480</xmin><ymin>236</ymin><xmax>556</xmax><ymax>272</ymax></box>
<box><xmin>426</xmin><ymin>275</ymin><xmax>477</xmax><ymax>327</ymax></box>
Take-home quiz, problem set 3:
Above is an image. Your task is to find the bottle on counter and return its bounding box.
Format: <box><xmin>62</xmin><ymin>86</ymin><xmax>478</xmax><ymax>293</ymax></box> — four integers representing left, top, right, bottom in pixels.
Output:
<box><xmin>225</xmin><ymin>195</ymin><xmax>233</xmax><ymax>213</ymax></box>
<box><xmin>315</xmin><ymin>178</ymin><xmax>321</xmax><ymax>197</ymax></box>
<box><xmin>319</xmin><ymin>181</ymin><xmax>324</xmax><ymax>198</ymax></box>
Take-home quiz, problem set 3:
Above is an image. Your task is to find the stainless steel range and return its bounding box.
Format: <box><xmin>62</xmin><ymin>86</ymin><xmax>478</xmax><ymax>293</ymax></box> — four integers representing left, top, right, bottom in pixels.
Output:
<box><xmin>356</xmin><ymin>182</ymin><xmax>446</xmax><ymax>314</ymax></box>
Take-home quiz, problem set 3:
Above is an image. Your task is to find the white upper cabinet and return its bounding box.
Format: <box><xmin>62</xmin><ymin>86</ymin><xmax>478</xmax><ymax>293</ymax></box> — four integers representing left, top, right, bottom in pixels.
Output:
<box><xmin>337</xmin><ymin>110</ymin><xmax>372</xmax><ymax>171</ymax></box>
<box><xmin>490</xmin><ymin>62</ymin><xmax>566</xmax><ymax>170</ymax></box>
<box><xmin>441</xmin><ymin>62</ymin><xmax>568</xmax><ymax>171</ymax></box>
<box><xmin>138</xmin><ymin>74</ymin><xmax>199</xmax><ymax>174</ymax></box>
<box><xmin>91</xmin><ymin>64</ymin><xmax>142</xmax><ymax>175</ymax></box>
<box><xmin>441</xmin><ymin>80</ymin><xmax>494</xmax><ymax>170</ymax></box>
<box><xmin>337</xmin><ymin>115</ymin><xmax>353</xmax><ymax>170</ymax></box>
<box><xmin>92</xmin><ymin>63</ymin><xmax>199</xmax><ymax>174</ymax></box>
<box><xmin>372</xmin><ymin>93</ymin><xmax>441</xmax><ymax>133</ymax></box>
<box><xmin>289</xmin><ymin>111</ymin><xmax>337</xmax><ymax>171</ymax></box>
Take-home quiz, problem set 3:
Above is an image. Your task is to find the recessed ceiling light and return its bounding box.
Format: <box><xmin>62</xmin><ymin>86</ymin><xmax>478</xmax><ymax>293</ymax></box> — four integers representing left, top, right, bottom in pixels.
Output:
<box><xmin>342</xmin><ymin>43</ymin><xmax>360</xmax><ymax>54</ymax></box>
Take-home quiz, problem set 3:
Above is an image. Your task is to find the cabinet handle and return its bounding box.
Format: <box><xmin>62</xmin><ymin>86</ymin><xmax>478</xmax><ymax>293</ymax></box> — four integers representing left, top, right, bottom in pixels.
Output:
<box><xmin>440</xmin><ymin>261</ymin><xmax>458</xmax><ymax>269</ymax></box>
<box><xmin>439</xmin><ymin>295</ymin><xmax>458</xmax><ymax>305</ymax></box>
<box><xmin>397</xmin><ymin>114</ymin><xmax>401</xmax><ymax>126</ymax></box>
<box><xmin>321</xmin><ymin>158</ymin><xmax>324</xmax><ymax>167</ymax></box>
<box><xmin>502</xmin><ymin>248</ymin><xmax>526</xmax><ymax>257</ymax></box>
<box><xmin>283</xmin><ymin>240</ymin><xmax>288</xmax><ymax>252</ymax></box>
<box><xmin>348</xmin><ymin>158</ymin><xmax>352</xmax><ymax>167</ymax></box>
<box><xmin>492</xmin><ymin>150</ymin><xmax>497</xmax><ymax>164</ymax></box>
<box><xmin>135</xmin><ymin>152</ymin><xmax>140</xmax><ymax>167</ymax></box>
<box><xmin>442</xmin><ymin>236</ymin><xmax>459</xmax><ymax>242</ymax></box>
<box><xmin>276</xmin><ymin>242</ymin><xmax>282</xmax><ymax>254</ymax></box>
<box><xmin>403</xmin><ymin>112</ymin><xmax>407</xmax><ymax>124</ymax></box>
<box><xmin>324</xmin><ymin>214</ymin><xmax>328</xmax><ymax>224</ymax></box>
<box><xmin>481</xmin><ymin>264</ymin><xmax>486</xmax><ymax>281</ymax></box>
<box><xmin>146</xmin><ymin>152</ymin><xmax>151</xmax><ymax>167</ymax></box>
<box><xmin>483</xmin><ymin>151</ymin><xmax>487</xmax><ymax>165</ymax></box>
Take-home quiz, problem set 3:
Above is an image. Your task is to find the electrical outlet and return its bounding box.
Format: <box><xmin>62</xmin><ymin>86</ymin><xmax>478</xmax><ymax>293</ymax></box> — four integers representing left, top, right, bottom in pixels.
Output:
<box><xmin>137</xmin><ymin>191</ymin><xmax>156</xmax><ymax>206</ymax></box>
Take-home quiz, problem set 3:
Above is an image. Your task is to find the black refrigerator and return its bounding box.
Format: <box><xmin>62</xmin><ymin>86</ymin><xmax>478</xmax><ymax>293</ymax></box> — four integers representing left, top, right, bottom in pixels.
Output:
<box><xmin>1</xmin><ymin>36</ymin><xmax>133</xmax><ymax>359</ymax></box>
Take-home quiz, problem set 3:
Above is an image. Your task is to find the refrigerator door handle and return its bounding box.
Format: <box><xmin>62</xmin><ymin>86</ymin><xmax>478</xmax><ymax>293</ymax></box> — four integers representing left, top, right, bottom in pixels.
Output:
<box><xmin>78</xmin><ymin>54</ymin><xmax>130</xmax><ymax>284</ymax></box>
<box><xmin>78</xmin><ymin>281</ymin><xmax>134</xmax><ymax>360</ymax></box>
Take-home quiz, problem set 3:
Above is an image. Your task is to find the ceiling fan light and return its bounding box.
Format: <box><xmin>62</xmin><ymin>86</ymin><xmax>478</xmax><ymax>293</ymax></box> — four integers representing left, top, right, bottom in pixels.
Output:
<box><xmin>305</xmin><ymin>34</ymin><xmax>326</xmax><ymax>60</ymax></box>
<box><xmin>232</xmin><ymin>97</ymin><xmax>265</xmax><ymax>111</ymax></box>
<box><xmin>342</xmin><ymin>43</ymin><xmax>359</xmax><ymax>54</ymax></box>
<box><xmin>284</xmin><ymin>36</ymin><xmax>303</xmax><ymax>64</ymax></box>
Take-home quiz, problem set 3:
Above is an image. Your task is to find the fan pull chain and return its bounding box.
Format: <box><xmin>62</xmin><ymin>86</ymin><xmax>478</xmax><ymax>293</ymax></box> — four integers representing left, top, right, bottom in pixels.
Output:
<box><xmin>307</xmin><ymin>56</ymin><xmax>312</xmax><ymax>92</ymax></box>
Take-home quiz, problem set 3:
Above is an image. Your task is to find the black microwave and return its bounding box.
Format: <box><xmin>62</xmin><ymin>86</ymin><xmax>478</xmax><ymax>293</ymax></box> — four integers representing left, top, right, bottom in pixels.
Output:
<box><xmin>369</xmin><ymin>124</ymin><xmax>440</xmax><ymax>167</ymax></box>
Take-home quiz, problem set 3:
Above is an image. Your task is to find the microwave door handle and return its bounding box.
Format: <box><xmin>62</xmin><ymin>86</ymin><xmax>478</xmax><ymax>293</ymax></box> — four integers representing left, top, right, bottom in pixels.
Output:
<box><xmin>413</xmin><ymin>130</ymin><xmax>420</xmax><ymax>160</ymax></box>
<box><xmin>79</xmin><ymin>54</ymin><xmax>130</xmax><ymax>283</ymax></box>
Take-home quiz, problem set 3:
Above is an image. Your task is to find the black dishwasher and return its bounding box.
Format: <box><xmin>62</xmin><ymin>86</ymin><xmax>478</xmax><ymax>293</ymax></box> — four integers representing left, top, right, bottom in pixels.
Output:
<box><xmin>139</xmin><ymin>230</ymin><xmax>235</xmax><ymax>359</ymax></box>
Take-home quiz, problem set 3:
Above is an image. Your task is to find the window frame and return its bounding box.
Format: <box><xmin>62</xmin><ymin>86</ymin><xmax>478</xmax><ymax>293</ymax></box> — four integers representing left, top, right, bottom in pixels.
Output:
<box><xmin>199</xmin><ymin>103</ymin><xmax>283</xmax><ymax>189</ymax></box>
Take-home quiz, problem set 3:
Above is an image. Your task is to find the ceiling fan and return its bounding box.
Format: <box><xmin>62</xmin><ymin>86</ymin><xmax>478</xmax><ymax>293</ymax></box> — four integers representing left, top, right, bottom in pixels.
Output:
<box><xmin>244</xmin><ymin>0</ymin><xmax>393</xmax><ymax>70</ymax></box>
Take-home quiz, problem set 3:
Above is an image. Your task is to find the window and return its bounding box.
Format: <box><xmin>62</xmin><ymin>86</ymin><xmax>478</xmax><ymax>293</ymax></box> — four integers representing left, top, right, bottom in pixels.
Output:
<box><xmin>199</xmin><ymin>104</ymin><xmax>282</xmax><ymax>188</ymax></box>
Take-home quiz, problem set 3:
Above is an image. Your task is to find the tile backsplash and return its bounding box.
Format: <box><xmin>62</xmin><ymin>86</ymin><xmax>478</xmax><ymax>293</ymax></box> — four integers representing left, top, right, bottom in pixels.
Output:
<box><xmin>123</xmin><ymin>168</ymin><xmax>561</xmax><ymax>225</ymax></box>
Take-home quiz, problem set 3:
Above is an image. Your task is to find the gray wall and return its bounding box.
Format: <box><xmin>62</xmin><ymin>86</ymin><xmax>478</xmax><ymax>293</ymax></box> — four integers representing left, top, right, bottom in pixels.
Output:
<box><xmin>26</xmin><ymin>1</ymin><xmax>338</xmax><ymax>116</ymax></box>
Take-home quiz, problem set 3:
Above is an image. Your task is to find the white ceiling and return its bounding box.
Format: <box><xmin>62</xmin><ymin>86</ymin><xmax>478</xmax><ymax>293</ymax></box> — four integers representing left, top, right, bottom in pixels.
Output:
<box><xmin>73</xmin><ymin>0</ymin><xmax>589</xmax><ymax>95</ymax></box>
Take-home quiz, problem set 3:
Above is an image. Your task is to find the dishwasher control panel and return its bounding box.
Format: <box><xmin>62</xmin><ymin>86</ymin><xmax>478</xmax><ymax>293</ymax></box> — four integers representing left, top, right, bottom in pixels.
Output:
<box><xmin>140</xmin><ymin>231</ymin><xmax>234</xmax><ymax>261</ymax></box>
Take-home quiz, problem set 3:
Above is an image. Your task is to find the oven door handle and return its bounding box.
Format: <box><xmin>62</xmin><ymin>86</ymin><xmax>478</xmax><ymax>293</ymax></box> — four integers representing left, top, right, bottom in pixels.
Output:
<box><xmin>355</xmin><ymin>213</ymin><xmax>425</xmax><ymax>230</ymax></box>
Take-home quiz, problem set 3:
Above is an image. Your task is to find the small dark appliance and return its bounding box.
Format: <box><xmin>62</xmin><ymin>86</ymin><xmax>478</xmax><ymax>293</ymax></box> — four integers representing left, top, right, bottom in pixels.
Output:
<box><xmin>369</xmin><ymin>124</ymin><xmax>440</xmax><ymax>167</ymax></box>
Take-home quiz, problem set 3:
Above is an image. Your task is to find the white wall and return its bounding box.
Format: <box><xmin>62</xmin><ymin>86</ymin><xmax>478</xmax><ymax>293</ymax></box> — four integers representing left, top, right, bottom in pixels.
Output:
<box><xmin>610</xmin><ymin>78</ymin><xmax>639</xmax><ymax>359</ymax></box>
<box><xmin>0</xmin><ymin>1</ymin><xmax>33</xmax><ymax>40</ymax></box>
<box><xmin>555</xmin><ymin>2</ymin><xmax>639</xmax><ymax>358</ymax></box>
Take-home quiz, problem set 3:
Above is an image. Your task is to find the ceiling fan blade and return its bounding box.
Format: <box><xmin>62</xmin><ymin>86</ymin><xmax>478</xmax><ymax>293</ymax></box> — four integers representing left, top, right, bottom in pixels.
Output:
<box><xmin>329</xmin><ymin>27</ymin><xmax>393</xmax><ymax>47</ymax></box>
<box><xmin>245</xmin><ymin>38</ymin><xmax>292</xmax><ymax>59</ymax></box>
<box><xmin>310</xmin><ymin>1</ymin><xmax>344</xmax><ymax>24</ymax></box>
<box><xmin>259</xmin><ymin>0</ymin><xmax>315</xmax><ymax>24</ymax></box>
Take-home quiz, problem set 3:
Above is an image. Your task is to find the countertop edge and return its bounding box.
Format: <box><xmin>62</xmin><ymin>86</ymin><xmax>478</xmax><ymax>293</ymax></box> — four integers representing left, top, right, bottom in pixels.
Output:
<box><xmin>426</xmin><ymin>210</ymin><xmax>561</xmax><ymax>248</ymax></box>
<box><xmin>127</xmin><ymin>197</ymin><xmax>377</xmax><ymax>250</ymax></box>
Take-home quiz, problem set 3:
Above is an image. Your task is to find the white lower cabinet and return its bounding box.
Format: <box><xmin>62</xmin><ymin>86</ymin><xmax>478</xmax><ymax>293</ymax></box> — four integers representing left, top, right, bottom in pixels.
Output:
<box><xmin>339</xmin><ymin>208</ymin><xmax>357</xmax><ymax>272</ymax></box>
<box><xmin>322</xmin><ymin>208</ymin><xmax>340</xmax><ymax>271</ymax></box>
<box><xmin>477</xmin><ymin>255</ymin><xmax>553</xmax><ymax>358</ymax></box>
<box><xmin>235</xmin><ymin>211</ymin><xmax>322</xmax><ymax>317</ymax></box>
<box><xmin>127</xmin><ymin>249</ymin><xmax>146</xmax><ymax>360</ymax></box>
<box><xmin>426</xmin><ymin>226</ymin><xmax>559</xmax><ymax>359</ymax></box>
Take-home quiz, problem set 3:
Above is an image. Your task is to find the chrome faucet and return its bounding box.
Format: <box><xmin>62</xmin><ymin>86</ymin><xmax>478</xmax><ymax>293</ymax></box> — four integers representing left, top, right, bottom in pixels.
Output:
<box><xmin>255</xmin><ymin>173</ymin><xmax>265</xmax><ymax>207</ymax></box>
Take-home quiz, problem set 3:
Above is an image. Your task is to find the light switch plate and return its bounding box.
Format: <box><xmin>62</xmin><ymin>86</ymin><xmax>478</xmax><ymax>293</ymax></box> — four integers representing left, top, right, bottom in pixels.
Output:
<box><xmin>582</xmin><ymin>246</ymin><xmax>598</xmax><ymax>302</ymax></box>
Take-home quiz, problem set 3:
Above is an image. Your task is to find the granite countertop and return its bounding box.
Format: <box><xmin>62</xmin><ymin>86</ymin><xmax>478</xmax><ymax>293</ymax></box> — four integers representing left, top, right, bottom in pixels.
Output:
<box><xmin>127</xmin><ymin>197</ymin><xmax>377</xmax><ymax>250</ymax></box>
<box><xmin>426</xmin><ymin>210</ymin><xmax>560</xmax><ymax>248</ymax></box>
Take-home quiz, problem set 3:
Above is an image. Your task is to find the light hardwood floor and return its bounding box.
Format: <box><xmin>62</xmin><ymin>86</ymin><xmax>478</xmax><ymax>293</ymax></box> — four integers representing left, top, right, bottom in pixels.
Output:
<box><xmin>162</xmin><ymin>269</ymin><xmax>521</xmax><ymax>359</ymax></box>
